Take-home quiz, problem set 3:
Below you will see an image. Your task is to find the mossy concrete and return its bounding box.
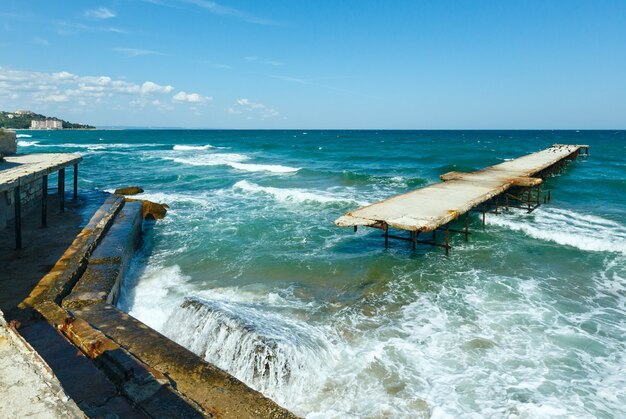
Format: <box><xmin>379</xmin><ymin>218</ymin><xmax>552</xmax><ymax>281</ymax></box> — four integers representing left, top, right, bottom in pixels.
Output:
<box><xmin>63</xmin><ymin>200</ymin><xmax>142</xmax><ymax>309</ymax></box>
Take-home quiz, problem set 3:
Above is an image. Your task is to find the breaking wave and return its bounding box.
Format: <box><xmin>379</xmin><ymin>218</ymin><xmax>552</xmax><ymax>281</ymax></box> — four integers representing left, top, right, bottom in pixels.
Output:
<box><xmin>170</xmin><ymin>153</ymin><xmax>300</xmax><ymax>173</ymax></box>
<box><xmin>486</xmin><ymin>207</ymin><xmax>626</xmax><ymax>254</ymax></box>
<box><xmin>16</xmin><ymin>133</ymin><xmax>32</xmax><ymax>138</ymax></box>
<box><xmin>173</xmin><ymin>144</ymin><xmax>214</xmax><ymax>151</ymax></box>
<box><xmin>233</xmin><ymin>180</ymin><xmax>363</xmax><ymax>205</ymax></box>
<box><xmin>17</xmin><ymin>140</ymin><xmax>40</xmax><ymax>147</ymax></box>
<box><xmin>163</xmin><ymin>297</ymin><xmax>334</xmax><ymax>410</ymax></box>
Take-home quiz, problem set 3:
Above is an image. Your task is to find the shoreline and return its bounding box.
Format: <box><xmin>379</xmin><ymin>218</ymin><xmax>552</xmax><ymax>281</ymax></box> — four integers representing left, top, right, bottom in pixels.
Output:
<box><xmin>1</xmin><ymin>191</ymin><xmax>297</xmax><ymax>418</ymax></box>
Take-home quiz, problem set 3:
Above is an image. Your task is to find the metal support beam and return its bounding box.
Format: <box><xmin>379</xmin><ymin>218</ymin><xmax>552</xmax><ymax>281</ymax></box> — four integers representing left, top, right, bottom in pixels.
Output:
<box><xmin>482</xmin><ymin>205</ymin><xmax>486</xmax><ymax>227</ymax></box>
<box><xmin>14</xmin><ymin>185</ymin><xmax>22</xmax><ymax>249</ymax></box>
<box><xmin>41</xmin><ymin>175</ymin><xmax>48</xmax><ymax>228</ymax></box>
<box><xmin>445</xmin><ymin>224</ymin><xmax>449</xmax><ymax>256</ymax></box>
<box><xmin>384</xmin><ymin>224</ymin><xmax>389</xmax><ymax>248</ymax></box>
<box><xmin>73</xmin><ymin>163</ymin><xmax>78</xmax><ymax>200</ymax></box>
<box><xmin>58</xmin><ymin>168</ymin><xmax>65</xmax><ymax>212</ymax></box>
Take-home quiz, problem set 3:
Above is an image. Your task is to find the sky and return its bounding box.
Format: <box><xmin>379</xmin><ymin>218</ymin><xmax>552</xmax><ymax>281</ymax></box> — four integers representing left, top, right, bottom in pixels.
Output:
<box><xmin>0</xmin><ymin>0</ymin><xmax>625</xmax><ymax>129</ymax></box>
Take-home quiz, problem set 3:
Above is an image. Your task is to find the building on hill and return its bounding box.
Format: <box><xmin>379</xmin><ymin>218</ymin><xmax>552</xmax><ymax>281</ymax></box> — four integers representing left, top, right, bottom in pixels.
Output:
<box><xmin>31</xmin><ymin>120</ymin><xmax>62</xmax><ymax>130</ymax></box>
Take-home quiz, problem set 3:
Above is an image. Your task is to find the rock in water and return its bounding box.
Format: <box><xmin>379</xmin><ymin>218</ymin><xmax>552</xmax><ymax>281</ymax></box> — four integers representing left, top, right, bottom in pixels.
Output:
<box><xmin>114</xmin><ymin>186</ymin><xmax>144</xmax><ymax>195</ymax></box>
<box><xmin>125</xmin><ymin>198</ymin><xmax>167</xmax><ymax>220</ymax></box>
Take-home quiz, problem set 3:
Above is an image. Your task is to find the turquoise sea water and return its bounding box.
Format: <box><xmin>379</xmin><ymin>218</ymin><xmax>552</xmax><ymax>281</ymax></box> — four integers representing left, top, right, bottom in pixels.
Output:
<box><xmin>16</xmin><ymin>130</ymin><xmax>626</xmax><ymax>418</ymax></box>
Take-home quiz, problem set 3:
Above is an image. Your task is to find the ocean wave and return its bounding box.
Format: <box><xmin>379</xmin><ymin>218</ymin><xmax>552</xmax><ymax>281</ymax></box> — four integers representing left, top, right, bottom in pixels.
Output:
<box><xmin>163</xmin><ymin>296</ymin><xmax>334</xmax><ymax>412</ymax></box>
<box><xmin>486</xmin><ymin>207</ymin><xmax>626</xmax><ymax>254</ymax></box>
<box><xmin>233</xmin><ymin>180</ymin><xmax>363</xmax><ymax>205</ymax></box>
<box><xmin>118</xmin><ymin>264</ymin><xmax>191</xmax><ymax>331</ymax></box>
<box><xmin>16</xmin><ymin>133</ymin><xmax>32</xmax><ymax>138</ymax></box>
<box><xmin>17</xmin><ymin>140</ymin><xmax>40</xmax><ymax>147</ymax></box>
<box><xmin>170</xmin><ymin>153</ymin><xmax>300</xmax><ymax>173</ymax></box>
<box><xmin>173</xmin><ymin>144</ymin><xmax>214</xmax><ymax>151</ymax></box>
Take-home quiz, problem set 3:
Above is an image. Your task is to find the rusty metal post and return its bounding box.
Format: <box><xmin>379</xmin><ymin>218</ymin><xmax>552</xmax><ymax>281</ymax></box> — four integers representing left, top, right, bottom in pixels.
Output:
<box><xmin>482</xmin><ymin>205</ymin><xmax>486</xmax><ymax>227</ymax></box>
<box><xmin>41</xmin><ymin>175</ymin><xmax>48</xmax><ymax>228</ymax></box>
<box><xmin>445</xmin><ymin>224</ymin><xmax>449</xmax><ymax>256</ymax></box>
<box><xmin>464</xmin><ymin>212</ymin><xmax>469</xmax><ymax>242</ymax></box>
<box><xmin>384</xmin><ymin>224</ymin><xmax>389</xmax><ymax>248</ymax></box>
<box><xmin>505</xmin><ymin>194</ymin><xmax>509</xmax><ymax>211</ymax></box>
<box><xmin>73</xmin><ymin>163</ymin><xmax>78</xmax><ymax>200</ymax></box>
<box><xmin>536</xmin><ymin>185</ymin><xmax>541</xmax><ymax>205</ymax></box>
<box><xmin>411</xmin><ymin>230</ymin><xmax>417</xmax><ymax>251</ymax></box>
<box><xmin>58</xmin><ymin>168</ymin><xmax>65</xmax><ymax>212</ymax></box>
<box><xmin>14</xmin><ymin>185</ymin><xmax>22</xmax><ymax>249</ymax></box>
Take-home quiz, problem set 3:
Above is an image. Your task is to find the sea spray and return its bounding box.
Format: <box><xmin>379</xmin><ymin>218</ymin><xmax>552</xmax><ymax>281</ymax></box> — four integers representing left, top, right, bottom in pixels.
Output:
<box><xmin>162</xmin><ymin>297</ymin><xmax>335</xmax><ymax>411</ymax></box>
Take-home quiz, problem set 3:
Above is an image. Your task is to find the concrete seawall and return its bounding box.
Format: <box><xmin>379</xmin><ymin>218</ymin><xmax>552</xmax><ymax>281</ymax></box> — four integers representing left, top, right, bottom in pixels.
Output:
<box><xmin>16</xmin><ymin>194</ymin><xmax>297</xmax><ymax>418</ymax></box>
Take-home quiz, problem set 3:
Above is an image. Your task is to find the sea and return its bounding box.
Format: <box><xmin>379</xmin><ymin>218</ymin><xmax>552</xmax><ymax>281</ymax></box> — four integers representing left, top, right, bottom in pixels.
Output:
<box><xmin>15</xmin><ymin>130</ymin><xmax>626</xmax><ymax>418</ymax></box>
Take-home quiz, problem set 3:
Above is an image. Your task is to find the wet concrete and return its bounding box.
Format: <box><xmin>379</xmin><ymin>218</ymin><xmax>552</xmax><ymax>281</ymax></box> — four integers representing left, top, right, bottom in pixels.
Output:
<box><xmin>76</xmin><ymin>303</ymin><xmax>297</xmax><ymax>419</ymax></box>
<box><xmin>63</xmin><ymin>200</ymin><xmax>142</xmax><ymax>309</ymax></box>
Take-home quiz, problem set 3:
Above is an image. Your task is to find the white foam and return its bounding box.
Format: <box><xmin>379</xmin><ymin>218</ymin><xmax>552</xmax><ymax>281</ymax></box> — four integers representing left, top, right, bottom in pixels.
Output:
<box><xmin>163</xmin><ymin>297</ymin><xmax>335</xmax><ymax>412</ymax></box>
<box><xmin>119</xmin><ymin>264</ymin><xmax>191</xmax><ymax>331</ymax></box>
<box><xmin>17</xmin><ymin>140</ymin><xmax>39</xmax><ymax>147</ymax></box>
<box><xmin>230</xmin><ymin>162</ymin><xmax>300</xmax><ymax>173</ymax></box>
<box><xmin>485</xmin><ymin>208</ymin><xmax>626</xmax><ymax>254</ymax></box>
<box><xmin>173</xmin><ymin>144</ymin><xmax>213</xmax><ymax>151</ymax></box>
<box><xmin>16</xmin><ymin>134</ymin><xmax>32</xmax><ymax>138</ymax></box>
<box><xmin>169</xmin><ymin>153</ymin><xmax>300</xmax><ymax>173</ymax></box>
<box><xmin>233</xmin><ymin>180</ymin><xmax>362</xmax><ymax>205</ymax></box>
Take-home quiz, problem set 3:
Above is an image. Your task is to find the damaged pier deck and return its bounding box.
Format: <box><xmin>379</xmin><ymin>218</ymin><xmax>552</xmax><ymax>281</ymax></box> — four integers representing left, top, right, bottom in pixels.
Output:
<box><xmin>335</xmin><ymin>144</ymin><xmax>589</xmax><ymax>254</ymax></box>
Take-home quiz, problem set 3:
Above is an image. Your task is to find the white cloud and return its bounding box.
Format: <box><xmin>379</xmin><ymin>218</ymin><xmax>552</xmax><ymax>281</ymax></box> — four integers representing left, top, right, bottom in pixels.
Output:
<box><xmin>175</xmin><ymin>0</ymin><xmax>276</xmax><ymax>25</ymax></box>
<box><xmin>172</xmin><ymin>91</ymin><xmax>210</xmax><ymax>103</ymax></box>
<box><xmin>142</xmin><ymin>81</ymin><xmax>173</xmax><ymax>94</ymax></box>
<box><xmin>0</xmin><ymin>67</ymin><xmax>177</xmax><ymax>109</ymax></box>
<box><xmin>112</xmin><ymin>47</ymin><xmax>164</xmax><ymax>57</ymax></box>
<box><xmin>230</xmin><ymin>98</ymin><xmax>279</xmax><ymax>119</ymax></box>
<box><xmin>85</xmin><ymin>7</ymin><xmax>116</xmax><ymax>19</ymax></box>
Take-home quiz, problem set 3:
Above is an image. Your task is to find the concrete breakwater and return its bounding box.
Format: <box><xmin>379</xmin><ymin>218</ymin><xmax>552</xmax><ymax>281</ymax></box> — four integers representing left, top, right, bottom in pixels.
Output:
<box><xmin>15</xmin><ymin>194</ymin><xmax>297</xmax><ymax>418</ymax></box>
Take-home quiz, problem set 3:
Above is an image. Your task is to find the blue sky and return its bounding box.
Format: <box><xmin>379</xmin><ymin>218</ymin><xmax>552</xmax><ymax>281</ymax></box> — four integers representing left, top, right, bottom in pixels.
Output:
<box><xmin>1</xmin><ymin>0</ymin><xmax>625</xmax><ymax>129</ymax></box>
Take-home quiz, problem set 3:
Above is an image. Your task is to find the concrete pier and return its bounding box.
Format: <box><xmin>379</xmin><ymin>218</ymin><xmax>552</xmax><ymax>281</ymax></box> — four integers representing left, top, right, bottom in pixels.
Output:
<box><xmin>335</xmin><ymin>144</ymin><xmax>589</xmax><ymax>253</ymax></box>
<box><xmin>0</xmin><ymin>153</ymin><xmax>82</xmax><ymax>248</ymax></box>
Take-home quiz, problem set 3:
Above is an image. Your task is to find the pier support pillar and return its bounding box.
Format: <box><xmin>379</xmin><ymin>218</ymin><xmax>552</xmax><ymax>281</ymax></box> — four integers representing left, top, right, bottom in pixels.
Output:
<box><xmin>58</xmin><ymin>168</ymin><xmax>65</xmax><ymax>212</ymax></box>
<box><xmin>445</xmin><ymin>224</ymin><xmax>449</xmax><ymax>256</ymax></box>
<box><xmin>41</xmin><ymin>175</ymin><xmax>48</xmax><ymax>228</ymax></box>
<box><xmin>73</xmin><ymin>163</ymin><xmax>78</xmax><ymax>200</ymax></box>
<box><xmin>482</xmin><ymin>205</ymin><xmax>486</xmax><ymax>227</ymax></box>
<box><xmin>384</xmin><ymin>224</ymin><xmax>389</xmax><ymax>248</ymax></box>
<box><xmin>14</xmin><ymin>185</ymin><xmax>22</xmax><ymax>249</ymax></box>
<box><xmin>464</xmin><ymin>212</ymin><xmax>469</xmax><ymax>242</ymax></box>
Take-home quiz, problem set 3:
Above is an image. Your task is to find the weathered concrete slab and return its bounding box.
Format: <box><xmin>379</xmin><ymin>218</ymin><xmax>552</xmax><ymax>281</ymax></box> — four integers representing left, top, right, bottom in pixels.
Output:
<box><xmin>0</xmin><ymin>153</ymin><xmax>82</xmax><ymax>193</ymax></box>
<box><xmin>75</xmin><ymin>303</ymin><xmax>299</xmax><ymax>419</ymax></box>
<box><xmin>63</xmin><ymin>200</ymin><xmax>143</xmax><ymax>309</ymax></box>
<box><xmin>0</xmin><ymin>310</ymin><xmax>84</xmax><ymax>418</ymax></box>
<box><xmin>20</xmin><ymin>195</ymin><xmax>124</xmax><ymax>309</ymax></box>
<box><xmin>335</xmin><ymin>144</ymin><xmax>587</xmax><ymax>232</ymax></box>
<box><xmin>18</xmin><ymin>317</ymin><xmax>146</xmax><ymax>418</ymax></box>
